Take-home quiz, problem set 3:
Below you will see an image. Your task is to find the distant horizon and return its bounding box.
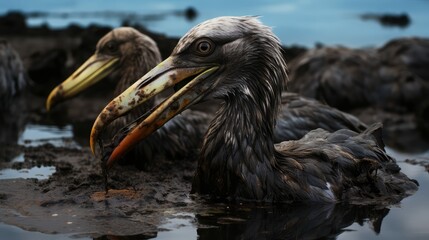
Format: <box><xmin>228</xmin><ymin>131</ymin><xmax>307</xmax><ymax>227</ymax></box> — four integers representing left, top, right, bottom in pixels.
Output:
<box><xmin>1</xmin><ymin>0</ymin><xmax>429</xmax><ymax>48</ymax></box>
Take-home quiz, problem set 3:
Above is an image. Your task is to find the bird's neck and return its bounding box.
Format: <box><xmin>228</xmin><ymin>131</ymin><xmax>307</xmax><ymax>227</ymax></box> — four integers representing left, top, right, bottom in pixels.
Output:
<box><xmin>195</xmin><ymin>85</ymin><xmax>281</xmax><ymax>201</ymax></box>
<box><xmin>114</xmin><ymin>57</ymin><xmax>157</xmax><ymax>95</ymax></box>
<box><xmin>192</xmin><ymin>36</ymin><xmax>287</xmax><ymax>201</ymax></box>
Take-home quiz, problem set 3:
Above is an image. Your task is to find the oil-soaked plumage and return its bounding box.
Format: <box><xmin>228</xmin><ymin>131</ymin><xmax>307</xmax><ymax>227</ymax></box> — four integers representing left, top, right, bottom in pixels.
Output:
<box><xmin>287</xmin><ymin>38</ymin><xmax>429</xmax><ymax>152</ymax></box>
<box><xmin>288</xmin><ymin>39</ymin><xmax>429</xmax><ymax>112</ymax></box>
<box><xmin>275</xmin><ymin>92</ymin><xmax>366</xmax><ymax>141</ymax></box>
<box><xmin>287</xmin><ymin>47</ymin><xmax>377</xmax><ymax>110</ymax></box>
<box><xmin>94</xmin><ymin>16</ymin><xmax>418</xmax><ymax>203</ymax></box>
<box><xmin>0</xmin><ymin>40</ymin><xmax>28</xmax><ymax>111</ymax></box>
<box><xmin>378</xmin><ymin>37</ymin><xmax>429</xmax><ymax>82</ymax></box>
<box><xmin>377</xmin><ymin>37</ymin><xmax>429</xmax><ymax>112</ymax></box>
<box><xmin>0</xmin><ymin>40</ymin><xmax>29</xmax><ymax>145</ymax></box>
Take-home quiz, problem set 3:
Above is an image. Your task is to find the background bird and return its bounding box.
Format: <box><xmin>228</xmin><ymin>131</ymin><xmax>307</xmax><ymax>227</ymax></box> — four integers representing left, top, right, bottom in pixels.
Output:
<box><xmin>0</xmin><ymin>39</ymin><xmax>28</xmax><ymax>111</ymax></box>
<box><xmin>95</xmin><ymin>16</ymin><xmax>418</xmax><ymax>203</ymax></box>
<box><xmin>287</xmin><ymin>39</ymin><xmax>429</xmax><ymax>113</ymax></box>
<box><xmin>0</xmin><ymin>40</ymin><xmax>30</xmax><ymax>145</ymax></box>
<box><xmin>45</xmin><ymin>27</ymin><xmax>211</xmax><ymax>166</ymax></box>
<box><xmin>286</xmin><ymin>38</ymin><xmax>429</xmax><ymax>151</ymax></box>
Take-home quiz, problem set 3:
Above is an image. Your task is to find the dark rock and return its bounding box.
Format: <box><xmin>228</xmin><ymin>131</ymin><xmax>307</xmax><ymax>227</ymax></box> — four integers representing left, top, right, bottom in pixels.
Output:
<box><xmin>360</xmin><ymin>13</ymin><xmax>411</xmax><ymax>28</ymax></box>
<box><xmin>0</xmin><ymin>11</ymin><xmax>27</xmax><ymax>34</ymax></box>
<box><xmin>184</xmin><ymin>7</ymin><xmax>198</xmax><ymax>21</ymax></box>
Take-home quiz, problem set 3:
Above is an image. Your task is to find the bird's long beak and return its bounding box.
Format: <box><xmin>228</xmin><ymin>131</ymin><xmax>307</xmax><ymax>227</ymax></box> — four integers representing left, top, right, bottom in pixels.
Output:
<box><xmin>90</xmin><ymin>56</ymin><xmax>218</xmax><ymax>166</ymax></box>
<box><xmin>46</xmin><ymin>54</ymin><xmax>120</xmax><ymax>111</ymax></box>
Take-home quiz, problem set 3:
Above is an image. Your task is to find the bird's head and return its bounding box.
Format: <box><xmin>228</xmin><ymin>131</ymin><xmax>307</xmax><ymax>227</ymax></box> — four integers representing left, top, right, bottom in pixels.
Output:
<box><xmin>90</xmin><ymin>16</ymin><xmax>287</xmax><ymax>166</ymax></box>
<box><xmin>46</xmin><ymin>27</ymin><xmax>160</xmax><ymax>111</ymax></box>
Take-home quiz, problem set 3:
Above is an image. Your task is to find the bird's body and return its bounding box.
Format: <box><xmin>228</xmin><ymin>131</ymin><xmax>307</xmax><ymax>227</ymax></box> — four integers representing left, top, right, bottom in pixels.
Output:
<box><xmin>0</xmin><ymin>40</ymin><xmax>29</xmax><ymax>145</ymax></box>
<box><xmin>186</xmin><ymin>17</ymin><xmax>417</xmax><ymax>202</ymax></box>
<box><xmin>0</xmin><ymin>40</ymin><xmax>28</xmax><ymax>111</ymax></box>
<box><xmin>275</xmin><ymin>92</ymin><xmax>366</xmax><ymax>141</ymax></box>
<box><xmin>288</xmin><ymin>39</ymin><xmax>429</xmax><ymax>112</ymax></box>
<box><xmin>94</xmin><ymin>16</ymin><xmax>418</xmax><ymax>203</ymax></box>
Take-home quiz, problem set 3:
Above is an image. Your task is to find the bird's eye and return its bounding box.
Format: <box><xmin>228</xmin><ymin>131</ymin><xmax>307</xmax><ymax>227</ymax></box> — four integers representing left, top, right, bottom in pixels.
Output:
<box><xmin>105</xmin><ymin>40</ymin><xmax>119</xmax><ymax>53</ymax></box>
<box><xmin>195</xmin><ymin>38</ymin><xmax>214</xmax><ymax>56</ymax></box>
<box><xmin>198</xmin><ymin>41</ymin><xmax>210</xmax><ymax>53</ymax></box>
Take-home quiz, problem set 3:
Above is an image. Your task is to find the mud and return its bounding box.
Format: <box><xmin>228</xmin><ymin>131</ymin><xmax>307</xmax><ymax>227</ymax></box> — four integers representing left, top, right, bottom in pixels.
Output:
<box><xmin>0</xmin><ymin>143</ymin><xmax>201</xmax><ymax>237</ymax></box>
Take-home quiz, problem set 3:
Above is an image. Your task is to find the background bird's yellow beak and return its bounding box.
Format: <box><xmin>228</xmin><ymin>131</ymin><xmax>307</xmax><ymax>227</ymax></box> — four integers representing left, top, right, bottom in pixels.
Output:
<box><xmin>46</xmin><ymin>54</ymin><xmax>119</xmax><ymax>111</ymax></box>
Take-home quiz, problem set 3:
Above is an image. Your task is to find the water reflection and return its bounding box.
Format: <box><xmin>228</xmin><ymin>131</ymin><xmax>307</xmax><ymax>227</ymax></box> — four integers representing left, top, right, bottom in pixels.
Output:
<box><xmin>157</xmin><ymin>213</ymin><xmax>196</xmax><ymax>240</ymax></box>
<box><xmin>0</xmin><ymin>165</ymin><xmax>56</xmax><ymax>180</ymax></box>
<box><xmin>195</xmin><ymin>203</ymin><xmax>389</xmax><ymax>240</ymax></box>
<box><xmin>10</xmin><ymin>153</ymin><xmax>25</xmax><ymax>163</ymax></box>
<box><xmin>0</xmin><ymin>124</ymin><xmax>76</xmax><ymax>180</ymax></box>
<box><xmin>0</xmin><ymin>222</ymin><xmax>90</xmax><ymax>240</ymax></box>
<box><xmin>92</xmin><ymin>213</ymin><xmax>196</xmax><ymax>240</ymax></box>
<box><xmin>18</xmin><ymin>124</ymin><xmax>80</xmax><ymax>149</ymax></box>
<box><xmin>95</xmin><ymin>202</ymin><xmax>391</xmax><ymax>240</ymax></box>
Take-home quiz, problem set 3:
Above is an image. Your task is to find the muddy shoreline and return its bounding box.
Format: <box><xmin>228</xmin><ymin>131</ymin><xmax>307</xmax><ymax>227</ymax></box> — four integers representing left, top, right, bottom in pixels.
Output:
<box><xmin>0</xmin><ymin>143</ymin><xmax>200</xmax><ymax>237</ymax></box>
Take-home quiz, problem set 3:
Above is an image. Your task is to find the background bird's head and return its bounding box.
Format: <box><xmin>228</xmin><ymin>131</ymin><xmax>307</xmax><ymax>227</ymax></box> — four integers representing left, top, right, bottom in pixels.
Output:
<box><xmin>46</xmin><ymin>27</ymin><xmax>161</xmax><ymax>111</ymax></box>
